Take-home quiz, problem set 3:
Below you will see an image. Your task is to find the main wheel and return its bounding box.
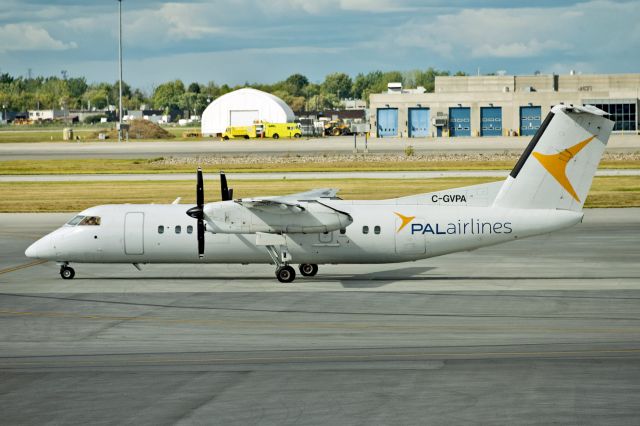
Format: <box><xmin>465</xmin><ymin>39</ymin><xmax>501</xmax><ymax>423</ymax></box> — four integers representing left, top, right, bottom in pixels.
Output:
<box><xmin>276</xmin><ymin>265</ymin><xmax>296</xmax><ymax>283</ymax></box>
<box><xmin>272</xmin><ymin>133</ymin><xmax>279</xmax><ymax>139</ymax></box>
<box><xmin>60</xmin><ymin>266</ymin><xmax>75</xmax><ymax>280</ymax></box>
<box><xmin>299</xmin><ymin>263</ymin><xmax>318</xmax><ymax>277</ymax></box>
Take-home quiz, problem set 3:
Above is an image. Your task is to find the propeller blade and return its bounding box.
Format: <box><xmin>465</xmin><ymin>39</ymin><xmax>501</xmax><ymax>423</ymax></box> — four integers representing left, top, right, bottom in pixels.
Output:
<box><xmin>196</xmin><ymin>168</ymin><xmax>204</xmax><ymax>207</ymax></box>
<box><xmin>186</xmin><ymin>168</ymin><xmax>206</xmax><ymax>258</ymax></box>
<box><xmin>197</xmin><ymin>219</ymin><xmax>205</xmax><ymax>258</ymax></box>
<box><xmin>220</xmin><ymin>172</ymin><xmax>231</xmax><ymax>201</ymax></box>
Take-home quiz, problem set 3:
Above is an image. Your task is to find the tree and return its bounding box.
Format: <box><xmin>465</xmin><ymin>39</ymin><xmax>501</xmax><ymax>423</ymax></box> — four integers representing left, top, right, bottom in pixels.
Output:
<box><xmin>187</xmin><ymin>82</ymin><xmax>201</xmax><ymax>93</ymax></box>
<box><xmin>152</xmin><ymin>79</ymin><xmax>185</xmax><ymax>112</ymax></box>
<box><xmin>283</xmin><ymin>73</ymin><xmax>309</xmax><ymax>97</ymax></box>
<box><xmin>321</xmin><ymin>72</ymin><xmax>352</xmax><ymax>99</ymax></box>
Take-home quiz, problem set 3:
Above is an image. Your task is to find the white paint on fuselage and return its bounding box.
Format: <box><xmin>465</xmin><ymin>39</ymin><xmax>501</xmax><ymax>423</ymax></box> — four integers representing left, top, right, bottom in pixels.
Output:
<box><xmin>26</xmin><ymin>201</ymin><xmax>583</xmax><ymax>266</ymax></box>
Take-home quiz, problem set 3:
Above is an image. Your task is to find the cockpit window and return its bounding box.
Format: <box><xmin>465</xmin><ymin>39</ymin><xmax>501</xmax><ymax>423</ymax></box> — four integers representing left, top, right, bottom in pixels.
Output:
<box><xmin>79</xmin><ymin>216</ymin><xmax>101</xmax><ymax>226</ymax></box>
<box><xmin>66</xmin><ymin>215</ymin><xmax>85</xmax><ymax>226</ymax></box>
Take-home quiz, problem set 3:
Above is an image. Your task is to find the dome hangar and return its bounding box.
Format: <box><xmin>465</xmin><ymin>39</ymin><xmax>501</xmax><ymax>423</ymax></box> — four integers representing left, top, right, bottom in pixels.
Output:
<box><xmin>201</xmin><ymin>88</ymin><xmax>295</xmax><ymax>136</ymax></box>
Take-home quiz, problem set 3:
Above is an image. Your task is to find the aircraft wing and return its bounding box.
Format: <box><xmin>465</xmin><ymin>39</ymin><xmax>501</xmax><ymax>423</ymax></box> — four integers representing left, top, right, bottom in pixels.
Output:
<box><xmin>235</xmin><ymin>188</ymin><xmax>339</xmax><ymax>214</ymax></box>
<box><xmin>236</xmin><ymin>199</ymin><xmax>305</xmax><ymax>214</ymax></box>
<box><xmin>274</xmin><ymin>188</ymin><xmax>339</xmax><ymax>201</ymax></box>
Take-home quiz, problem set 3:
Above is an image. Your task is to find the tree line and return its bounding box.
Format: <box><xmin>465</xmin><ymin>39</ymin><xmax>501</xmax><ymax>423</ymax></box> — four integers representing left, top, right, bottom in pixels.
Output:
<box><xmin>0</xmin><ymin>68</ymin><xmax>467</xmax><ymax>118</ymax></box>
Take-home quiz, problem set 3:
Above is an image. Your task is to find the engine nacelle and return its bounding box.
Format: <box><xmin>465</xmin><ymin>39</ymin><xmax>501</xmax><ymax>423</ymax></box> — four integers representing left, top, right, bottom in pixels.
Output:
<box><xmin>204</xmin><ymin>200</ymin><xmax>352</xmax><ymax>234</ymax></box>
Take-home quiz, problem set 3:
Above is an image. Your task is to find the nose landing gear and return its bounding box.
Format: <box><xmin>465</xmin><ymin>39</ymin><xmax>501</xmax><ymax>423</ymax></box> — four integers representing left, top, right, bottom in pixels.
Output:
<box><xmin>60</xmin><ymin>265</ymin><xmax>75</xmax><ymax>280</ymax></box>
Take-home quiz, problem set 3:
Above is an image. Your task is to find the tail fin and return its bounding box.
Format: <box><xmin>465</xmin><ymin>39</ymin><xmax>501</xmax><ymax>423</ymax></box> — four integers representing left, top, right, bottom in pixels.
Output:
<box><xmin>493</xmin><ymin>105</ymin><xmax>614</xmax><ymax>211</ymax></box>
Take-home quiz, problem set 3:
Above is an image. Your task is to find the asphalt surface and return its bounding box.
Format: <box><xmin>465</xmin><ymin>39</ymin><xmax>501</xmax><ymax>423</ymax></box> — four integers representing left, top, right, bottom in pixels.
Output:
<box><xmin>1</xmin><ymin>134</ymin><xmax>640</xmax><ymax>160</ymax></box>
<box><xmin>2</xmin><ymin>168</ymin><xmax>640</xmax><ymax>182</ymax></box>
<box><xmin>0</xmin><ymin>210</ymin><xmax>639</xmax><ymax>425</ymax></box>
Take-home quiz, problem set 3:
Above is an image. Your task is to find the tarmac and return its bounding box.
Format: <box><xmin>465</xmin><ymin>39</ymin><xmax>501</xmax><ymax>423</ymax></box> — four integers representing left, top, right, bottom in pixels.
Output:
<box><xmin>0</xmin><ymin>209</ymin><xmax>639</xmax><ymax>425</ymax></box>
<box><xmin>1</xmin><ymin>134</ymin><xmax>640</xmax><ymax>160</ymax></box>
<box><xmin>2</xmin><ymin>169</ymin><xmax>640</xmax><ymax>182</ymax></box>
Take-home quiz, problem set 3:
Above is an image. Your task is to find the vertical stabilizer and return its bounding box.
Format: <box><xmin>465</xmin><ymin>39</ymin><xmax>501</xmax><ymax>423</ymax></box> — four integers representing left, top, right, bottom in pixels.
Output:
<box><xmin>493</xmin><ymin>105</ymin><xmax>614</xmax><ymax>211</ymax></box>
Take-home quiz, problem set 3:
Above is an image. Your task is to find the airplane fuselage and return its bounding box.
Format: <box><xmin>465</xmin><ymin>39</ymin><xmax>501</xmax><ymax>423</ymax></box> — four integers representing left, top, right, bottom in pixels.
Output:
<box><xmin>27</xmin><ymin>201</ymin><xmax>583</xmax><ymax>266</ymax></box>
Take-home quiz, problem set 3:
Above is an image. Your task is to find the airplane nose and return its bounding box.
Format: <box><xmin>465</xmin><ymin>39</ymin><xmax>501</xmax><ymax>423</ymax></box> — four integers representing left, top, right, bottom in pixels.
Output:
<box><xmin>25</xmin><ymin>235</ymin><xmax>57</xmax><ymax>259</ymax></box>
<box><xmin>24</xmin><ymin>242</ymin><xmax>39</xmax><ymax>258</ymax></box>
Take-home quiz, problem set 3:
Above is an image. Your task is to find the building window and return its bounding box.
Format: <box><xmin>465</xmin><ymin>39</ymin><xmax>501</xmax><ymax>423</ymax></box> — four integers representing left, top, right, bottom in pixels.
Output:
<box><xmin>587</xmin><ymin>101</ymin><xmax>637</xmax><ymax>132</ymax></box>
<box><xmin>187</xmin><ymin>225</ymin><xmax>193</xmax><ymax>234</ymax></box>
<box><xmin>158</xmin><ymin>225</ymin><xmax>164</xmax><ymax>234</ymax></box>
<box><xmin>362</xmin><ymin>226</ymin><xmax>369</xmax><ymax>234</ymax></box>
<box><xmin>374</xmin><ymin>226</ymin><xmax>381</xmax><ymax>235</ymax></box>
<box><xmin>175</xmin><ymin>225</ymin><xmax>181</xmax><ymax>234</ymax></box>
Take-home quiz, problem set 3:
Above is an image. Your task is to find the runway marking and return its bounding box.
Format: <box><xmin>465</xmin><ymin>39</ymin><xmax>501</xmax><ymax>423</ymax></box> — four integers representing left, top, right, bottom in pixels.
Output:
<box><xmin>1</xmin><ymin>309</ymin><xmax>639</xmax><ymax>335</ymax></box>
<box><xmin>2</xmin><ymin>348</ymin><xmax>640</xmax><ymax>368</ymax></box>
<box><xmin>0</xmin><ymin>260</ymin><xmax>47</xmax><ymax>276</ymax></box>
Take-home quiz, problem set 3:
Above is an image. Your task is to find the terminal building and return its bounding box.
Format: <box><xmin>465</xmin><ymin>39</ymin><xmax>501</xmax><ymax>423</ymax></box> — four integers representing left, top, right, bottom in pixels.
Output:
<box><xmin>369</xmin><ymin>73</ymin><xmax>640</xmax><ymax>138</ymax></box>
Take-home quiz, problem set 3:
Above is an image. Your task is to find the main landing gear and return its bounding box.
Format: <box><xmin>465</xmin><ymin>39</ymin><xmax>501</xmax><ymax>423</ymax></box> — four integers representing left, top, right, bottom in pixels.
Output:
<box><xmin>275</xmin><ymin>264</ymin><xmax>319</xmax><ymax>283</ymax></box>
<box><xmin>299</xmin><ymin>263</ymin><xmax>318</xmax><ymax>277</ymax></box>
<box><xmin>276</xmin><ymin>265</ymin><xmax>296</xmax><ymax>283</ymax></box>
<box><xmin>59</xmin><ymin>265</ymin><xmax>75</xmax><ymax>279</ymax></box>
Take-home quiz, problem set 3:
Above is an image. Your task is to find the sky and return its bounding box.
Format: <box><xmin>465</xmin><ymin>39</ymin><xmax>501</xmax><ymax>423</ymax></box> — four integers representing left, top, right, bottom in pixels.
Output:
<box><xmin>0</xmin><ymin>0</ymin><xmax>638</xmax><ymax>92</ymax></box>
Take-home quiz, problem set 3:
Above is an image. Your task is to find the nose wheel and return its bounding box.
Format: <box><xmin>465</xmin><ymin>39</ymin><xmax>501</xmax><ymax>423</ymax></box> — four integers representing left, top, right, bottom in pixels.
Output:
<box><xmin>60</xmin><ymin>265</ymin><xmax>75</xmax><ymax>280</ymax></box>
<box><xmin>276</xmin><ymin>265</ymin><xmax>296</xmax><ymax>283</ymax></box>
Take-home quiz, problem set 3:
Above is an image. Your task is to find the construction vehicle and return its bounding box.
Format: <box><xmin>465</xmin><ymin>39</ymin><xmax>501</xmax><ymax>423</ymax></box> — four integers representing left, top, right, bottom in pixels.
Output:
<box><xmin>324</xmin><ymin>119</ymin><xmax>352</xmax><ymax>136</ymax></box>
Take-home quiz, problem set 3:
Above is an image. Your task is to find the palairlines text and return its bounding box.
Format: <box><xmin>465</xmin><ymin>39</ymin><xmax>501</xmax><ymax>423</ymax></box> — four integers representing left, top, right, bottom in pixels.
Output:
<box><xmin>410</xmin><ymin>219</ymin><xmax>513</xmax><ymax>235</ymax></box>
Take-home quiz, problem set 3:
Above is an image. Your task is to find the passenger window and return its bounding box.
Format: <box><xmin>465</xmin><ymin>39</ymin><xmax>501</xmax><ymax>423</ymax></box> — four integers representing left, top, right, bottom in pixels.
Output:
<box><xmin>187</xmin><ymin>225</ymin><xmax>193</xmax><ymax>234</ymax></box>
<box><xmin>158</xmin><ymin>225</ymin><xmax>164</xmax><ymax>234</ymax></box>
<box><xmin>363</xmin><ymin>226</ymin><xmax>369</xmax><ymax>234</ymax></box>
<box><xmin>79</xmin><ymin>216</ymin><xmax>101</xmax><ymax>226</ymax></box>
<box><xmin>374</xmin><ymin>226</ymin><xmax>381</xmax><ymax>235</ymax></box>
<box><xmin>175</xmin><ymin>225</ymin><xmax>181</xmax><ymax>234</ymax></box>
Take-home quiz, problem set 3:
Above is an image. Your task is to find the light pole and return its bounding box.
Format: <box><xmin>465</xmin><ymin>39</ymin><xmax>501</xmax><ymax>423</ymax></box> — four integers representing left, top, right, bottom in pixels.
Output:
<box><xmin>117</xmin><ymin>0</ymin><xmax>123</xmax><ymax>142</ymax></box>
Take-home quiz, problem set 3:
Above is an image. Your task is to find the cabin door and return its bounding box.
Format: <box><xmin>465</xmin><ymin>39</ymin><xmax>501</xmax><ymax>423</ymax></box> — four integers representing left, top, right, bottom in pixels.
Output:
<box><xmin>124</xmin><ymin>212</ymin><xmax>144</xmax><ymax>255</ymax></box>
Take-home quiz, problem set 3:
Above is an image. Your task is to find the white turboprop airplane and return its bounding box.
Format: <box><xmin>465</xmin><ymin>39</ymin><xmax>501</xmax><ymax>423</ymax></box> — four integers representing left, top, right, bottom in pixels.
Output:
<box><xmin>26</xmin><ymin>105</ymin><xmax>613</xmax><ymax>283</ymax></box>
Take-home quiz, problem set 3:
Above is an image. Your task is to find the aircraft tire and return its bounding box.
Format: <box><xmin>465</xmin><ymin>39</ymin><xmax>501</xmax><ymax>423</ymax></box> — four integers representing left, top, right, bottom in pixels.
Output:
<box><xmin>276</xmin><ymin>266</ymin><xmax>296</xmax><ymax>283</ymax></box>
<box><xmin>299</xmin><ymin>264</ymin><xmax>318</xmax><ymax>277</ymax></box>
<box><xmin>60</xmin><ymin>266</ymin><xmax>75</xmax><ymax>280</ymax></box>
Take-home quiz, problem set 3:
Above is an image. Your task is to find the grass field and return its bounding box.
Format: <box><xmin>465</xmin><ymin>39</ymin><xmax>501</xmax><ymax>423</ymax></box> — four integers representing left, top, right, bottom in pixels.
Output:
<box><xmin>1</xmin><ymin>176</ymin><xmax>638</xmax><ymax>212</ymax></box>
<box><xmin>1</xmin><ymin>157</ymin><xmax>640</xmax><ymax>175</ymax></box>
<box><xmin>0</xmin><ymin>126</ymin><xmax>203</xmax><ymax>143</ymax></box>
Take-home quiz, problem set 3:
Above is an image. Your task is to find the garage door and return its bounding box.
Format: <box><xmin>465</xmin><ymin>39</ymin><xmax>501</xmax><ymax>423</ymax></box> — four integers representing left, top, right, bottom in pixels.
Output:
<box><xmin>448</xmin><ymin>107</ymin><xmax>470</xmax><ymax>137</ymax></box>
<box><xmin>409</xmin><ymin>108</ymin><xmax>430</xmax><ymax>137</ymax></box>
<box><xmin>377</xmin><ymin>108</ymin><xmax>398</xmax><ymax>137</ymax></box>
<box><xmin>520</xmin><ymin>106</ymin><xmax>541</xmax><ymax>136</ymax></box>
<box><xmin>229</xmin><ymin>110</ymin><xmax>259</xmax><ymax>126</ymax></box>
<box><xmin>480</xmin><ymin>107</ymin><xmax>502</xmax><ymax>137</ymax></box>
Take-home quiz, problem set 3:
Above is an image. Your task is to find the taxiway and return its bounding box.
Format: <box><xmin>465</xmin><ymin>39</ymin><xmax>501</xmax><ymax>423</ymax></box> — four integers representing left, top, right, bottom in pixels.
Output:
<box><xmin>0</xmin><ymin>209</ymin><xmax>639</xmax><ymax>425</ymax></box>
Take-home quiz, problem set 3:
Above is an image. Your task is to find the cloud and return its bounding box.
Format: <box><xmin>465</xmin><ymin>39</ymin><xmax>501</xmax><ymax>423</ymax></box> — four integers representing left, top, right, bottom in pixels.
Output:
<box><xmin>0</xmin><ymin>23</ymin><xmax>77</xmax><ymax>53</ymax></box>
<box><xmin>472</xmin><ymin>39</ymin><xmax>572</xmax><ymax>58</ymax></box>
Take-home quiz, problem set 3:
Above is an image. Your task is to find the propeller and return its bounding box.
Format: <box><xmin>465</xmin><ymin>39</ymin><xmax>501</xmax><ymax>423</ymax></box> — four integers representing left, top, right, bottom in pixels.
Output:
<box><xmin>220</xmin><ymin>171</ymin><xmax>233</xmax><ymax>201</ymax></box>
<box><xmin>186</xmin><ymin>168</ymin><xmax>205</xmax><ymax>258</ymax></box>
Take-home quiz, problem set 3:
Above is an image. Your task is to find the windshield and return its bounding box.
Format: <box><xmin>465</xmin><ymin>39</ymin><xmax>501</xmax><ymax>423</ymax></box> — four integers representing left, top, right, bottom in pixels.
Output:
<box><xmin>66</xmin><ymin>215</ymin><xmax>84</xmax><ymax>226</ymax></box>
<box><xmin>79</xmin><ymin>216</ymin><xmax>101</xmax><ymax>226</ymax></box>
<box><xmin>65</xmin><ymin>215</ymin><xmax>101</xmax><ymax>226</ymax></box>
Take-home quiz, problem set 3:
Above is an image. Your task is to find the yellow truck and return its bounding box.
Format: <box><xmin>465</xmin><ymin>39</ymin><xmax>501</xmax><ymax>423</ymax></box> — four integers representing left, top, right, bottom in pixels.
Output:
<box><xmin>221</xmin><ymin>125</ymin><xmax>258</xmax><ymax>140</ymax></box>
<box><xmin>222</xmin><ymin>122</ymin><xmax>302</xmax><ymax>140</ymax></box>
<box><xmin>262</xmin><ymin>122</ymin><xmax>302</xmax><ymax>139</ymax></box>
